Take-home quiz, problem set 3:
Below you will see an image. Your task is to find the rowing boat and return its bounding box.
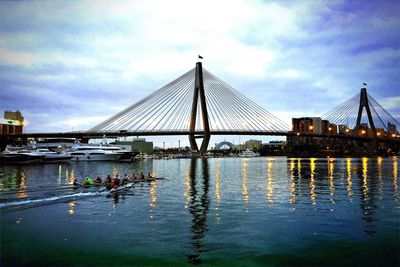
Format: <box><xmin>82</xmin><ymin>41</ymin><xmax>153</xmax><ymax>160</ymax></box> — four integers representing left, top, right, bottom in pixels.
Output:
<box><xmin>74</xmin><ymin>177</ymin><xmax>164</xmax><ymax>187</ymax></box>
<box><xmin>108</xmin><ymin>183</ymin><xmax>134</xmax><ymax>194</ymax></box>
<box><xmin>131</xmin><ymin>177</ymin><xmax>165</xmax><ymax>183</ymax></box>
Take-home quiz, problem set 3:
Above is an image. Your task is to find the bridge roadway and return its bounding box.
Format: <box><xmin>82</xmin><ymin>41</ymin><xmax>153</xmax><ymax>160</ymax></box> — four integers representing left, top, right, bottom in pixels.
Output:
<box><xmin>1</xmin><ymin>131</ymin><xmax>399</xmax><ymax>144</ymax></box>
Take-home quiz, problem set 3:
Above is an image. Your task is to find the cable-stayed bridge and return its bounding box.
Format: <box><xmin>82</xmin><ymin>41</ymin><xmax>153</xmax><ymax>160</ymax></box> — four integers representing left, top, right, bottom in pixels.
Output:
<box><xmin>2</xmin><ymin>61</ymin><xmax>399</xmax><ymax>153</ymax></box>
<box><xmin>322</xmin><ymin>88</ymin><xmax>399</xmax><ymax>134</ymax></box>
<box><xmin>89</xmin><ymin>62</ymin><xmax>290</xmax><ymax>152</ymax></box>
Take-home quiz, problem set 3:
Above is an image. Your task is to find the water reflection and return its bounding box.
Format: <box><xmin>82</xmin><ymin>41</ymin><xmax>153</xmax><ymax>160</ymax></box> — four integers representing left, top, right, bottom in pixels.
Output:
<box><xmin>17</xmin><ymin>169</ymin><xmax>28</xmax><ymax>199</ymax></box>
<box><xmin>184</xmin><ymin>162</ymin><xmax>190</xmax><ymax>208</ymax></box>
<box><xmin>0</xmin><ymin>167</ymin><xmax>19</xmax><ymax>190</ymax></box>
<box><xmin>57</xmin><ymin>165</ymin><xmax>62</xmax><ymax>185</ymax></box>
<box><xmin>328</xmin><ymin>159</ymin><xmax>335</xmax><ymax>204</ymax></box>
<box><xmin>267</xmin><ymin>160</ymin><xmax>273</xmax><ymax>204</ymax></box>
<box><xmin>362</xmin><ymin>157</ymin><xmax>369</xmax><ymax>201</ymax></box>
<box><xmin>149</xmin><ymin>180</ymin><xmax>157</xmax><ymax>208</ymax></box>
<box><xmin>393</xmin><ymin>157</ymin><xmax>398</xmax><ymax>201</ymax></box>
<box><xmin>242</xmin><ymin>159</ymin><xmax>249</xmax><ymax>205</ymax></box>
<box><xmin>310</xmin><ymin>158</ymin><xmax>316</xmax><ymax>205</ymax></box>
<box><xmin>359</xmin><ymin>157</ymin><xmax>378</xmax><ymax>235</ymax></box>
<box><xmin>68</xmin><ymin>201</ymin><xmax>75</xmax><ymax>215</ymax></box>
<box><xmin>377</xmin><ymin>157</ymin><xmax>383</xmax><ymax>198</ymax></box>
<box><xmin>215</xmin><ymin>159</ymin><xmax>221</xmax><ymax>222</ymax></box>
<box><xmin>187</xmin><ymin>159</ymin><xmax>210</xmax><ymax>265</ymax></box>
<box><xmin>289</xmin><ymin>159</ymin><xmax>296</xmax><ymax>204</ymax></box>
<box><xmin>346</xmin><ymin>158</ymin><xmax>353</xmax><ymax>199</ymax></box>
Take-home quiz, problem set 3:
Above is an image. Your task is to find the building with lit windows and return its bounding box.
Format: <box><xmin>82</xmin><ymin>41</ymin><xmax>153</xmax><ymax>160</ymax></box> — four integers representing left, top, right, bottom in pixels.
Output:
<box><xmin>0</xmin><ymin>111</ymin><xmax>24</xmax><ymax>134</ymax></box>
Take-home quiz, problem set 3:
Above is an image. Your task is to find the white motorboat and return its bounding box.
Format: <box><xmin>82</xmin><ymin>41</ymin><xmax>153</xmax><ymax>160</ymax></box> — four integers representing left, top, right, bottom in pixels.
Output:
<box><xmin>1</xmin><ymin>148</ymin><xmax>45</xmax><ymax>163</ymax></box>
<box><xmin>35</xmin><ymin>148</ymin><xmax>73</xmax><ymax>162</ymax></box>
<box><xmin>238</xmin><ymin>149</ymin><xmax>259</xmax><ymax>158</ymax></box>
<box><xmin>67</xmin><ymin>145</ymin><xmax>123</xmax><ymax>161</ymax></box>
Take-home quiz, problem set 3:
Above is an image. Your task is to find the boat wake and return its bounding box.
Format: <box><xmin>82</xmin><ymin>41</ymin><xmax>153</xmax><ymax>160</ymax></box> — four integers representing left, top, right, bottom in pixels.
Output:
<box><xmin>0</xmin><ymin>191</ymin><xmax>107</xmax><ymax>210</ymax></box>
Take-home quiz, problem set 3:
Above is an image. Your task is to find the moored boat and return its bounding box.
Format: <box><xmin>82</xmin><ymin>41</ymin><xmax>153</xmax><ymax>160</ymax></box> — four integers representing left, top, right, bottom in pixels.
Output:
<box><xmin>0</xmin><ymin>148</ymin><xmax>45</xmax><ymax>163</ymax></box>
<box><xmin>238</xmin><ymin>149</ymin><xmax>259</xmax><ymax>158</ymax></box>
<box><xmin>35</xmin><ymin>148</ymin><xmax>73</xmax><ymax>162</ymax></box>
<box><xmin>67</xmin><ymin>145</ymin><xmax>122</xmax><ymax>161</ymax></box>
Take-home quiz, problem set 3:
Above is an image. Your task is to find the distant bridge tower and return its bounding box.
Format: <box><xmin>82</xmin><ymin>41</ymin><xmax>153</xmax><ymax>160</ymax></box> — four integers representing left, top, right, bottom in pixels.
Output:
<box><xmin>189</xmin><ymin>62</ymin><xmax>210</xmax><ymax>153</ymax></box>
<box><xmin>355</xmin><ymin>87</ymin><xmax>377</xmax><ymax>137</ymax></box>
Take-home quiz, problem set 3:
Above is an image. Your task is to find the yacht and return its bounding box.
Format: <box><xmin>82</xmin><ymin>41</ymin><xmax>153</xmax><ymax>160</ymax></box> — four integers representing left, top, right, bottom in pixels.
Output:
<box><xmin>35</xmin><ymin>148</ymin><xmax>73</xmax><ymax>162</ymax></box>
<box><xmin>67</xmin><ymin>145</ymin><xmax>123</xmax><ymax>161</ymax></box>
<box><xmin>238</xmin><ymin>149</ymin><xmax>259</xmax><ymax>158</ymax></box>
<box><xmin>1</xmin><ymin>147</ymin><xmax>45</xmax><ymax>163</ymax></box>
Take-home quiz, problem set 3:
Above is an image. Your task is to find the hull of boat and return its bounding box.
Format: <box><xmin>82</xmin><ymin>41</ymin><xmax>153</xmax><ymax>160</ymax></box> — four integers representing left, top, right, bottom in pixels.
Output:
<box><xmin>43</xmin><ymin>155</ymin><xmax>74</xmax><ymax>162</ymax></box>
<box><xmin>70</xmin><ymin>154</ymin><xmax>121</xmax><ymax>161</ymax></box>
<box><xmin>0</xmin><ymin>155</ymin><xmax>44</xmax><ymax>164</ymax></box>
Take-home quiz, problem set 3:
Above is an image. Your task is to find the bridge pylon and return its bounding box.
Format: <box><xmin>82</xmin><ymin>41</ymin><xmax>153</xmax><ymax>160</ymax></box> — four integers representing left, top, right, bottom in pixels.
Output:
<box><xmin>355</xmin><ymin>87</ymin><xmax>377</xmax><ymax>137</ymax></box>
<box><xmin>189</xmin><ymin>61</ymin><xmax>210</xmax><ymax>154</ymax></box>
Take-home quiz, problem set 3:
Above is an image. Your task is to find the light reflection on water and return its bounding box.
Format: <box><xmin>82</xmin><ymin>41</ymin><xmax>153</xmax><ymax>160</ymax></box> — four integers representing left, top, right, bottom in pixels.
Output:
<box><xmin>346</xmin><ymin>158</ymin><xmax>353</xmax><ymax>198</ymax></box>
<box><xmin>0</xmin><ymin>157</ymin><xmax>399</xmax><ymax>266</ymax></box>
<box><xmin>242</xmin><ymin>158</ymin><xmax>249</xmax><ymax>206</ymax></box>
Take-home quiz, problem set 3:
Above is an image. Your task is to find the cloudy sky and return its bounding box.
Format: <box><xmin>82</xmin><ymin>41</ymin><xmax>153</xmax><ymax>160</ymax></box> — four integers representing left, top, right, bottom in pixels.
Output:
<box><xmin>0</xmin><ymin>0</ymin><xmax>399</xmax><ymax>147</ymax></box>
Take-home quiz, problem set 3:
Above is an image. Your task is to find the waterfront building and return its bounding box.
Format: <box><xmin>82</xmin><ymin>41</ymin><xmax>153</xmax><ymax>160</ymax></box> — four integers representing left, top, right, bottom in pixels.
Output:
<box><xmin>338</xmin><ymin>124</ymin><xmax>351</xmax><ymax>134</ymax></box>
<box><xmin>292</xmin><ymin>117</ymin><xmax>323</xmax><ymax>134</ymax></box>
<box><xmin>116</xmin><ymin>138</ymin><xmax>153</xmax><ymax>154</ymax></box>
<box><xmin>244</xmin><ymin>139</ymin><xmax>262</xmax><ymax>151</ymax></box>
<box><xmin>0</xmin><ymin>110</ymin><xmax>24</xmax><ymax>134</ymax></box>
<box><xmin>321</xmin><ymin>120</ymin><xmax>338</xmax><ymax>135</ymax></box>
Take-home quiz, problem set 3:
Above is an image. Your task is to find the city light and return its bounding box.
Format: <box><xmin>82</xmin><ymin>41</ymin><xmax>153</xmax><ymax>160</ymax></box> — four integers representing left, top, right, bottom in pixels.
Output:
<box><xmin>309</xmin><ymin>125</ymin><xmax>314</xmax><ymax>130</ymax></box>
<box><xmin>361</xmin><ymin>130</ymin><xmax>366</xmax><ymax>135</ymax></box>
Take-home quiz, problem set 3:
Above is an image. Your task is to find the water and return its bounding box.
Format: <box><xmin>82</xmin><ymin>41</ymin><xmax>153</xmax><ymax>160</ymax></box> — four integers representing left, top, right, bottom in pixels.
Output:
<box><xmin>1</xmin><ymin>157</ymin><xmax>399</xmax><ymax>266</ymax></box>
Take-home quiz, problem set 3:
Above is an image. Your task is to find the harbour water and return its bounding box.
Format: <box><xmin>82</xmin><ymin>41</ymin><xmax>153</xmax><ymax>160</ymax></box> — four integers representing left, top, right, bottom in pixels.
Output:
<box><xmin>1</xmin><ymin>157</ymin><xmax>399</xmax><ymax>266</ymax></box>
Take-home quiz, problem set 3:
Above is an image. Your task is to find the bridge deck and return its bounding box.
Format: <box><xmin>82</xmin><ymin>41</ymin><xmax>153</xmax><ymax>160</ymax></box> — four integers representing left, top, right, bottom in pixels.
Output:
<box><xmin>2</xmin><ymin>131</ymin><xmax>399</xmax><ymax>143</ymax></box>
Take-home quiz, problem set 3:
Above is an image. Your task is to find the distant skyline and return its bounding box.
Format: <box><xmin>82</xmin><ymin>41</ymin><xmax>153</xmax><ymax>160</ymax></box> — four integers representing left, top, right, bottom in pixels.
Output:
<box><xmin>1</xmin><ymin>0</ymin><xmax>399</xmax><ymax>147</ymax></box>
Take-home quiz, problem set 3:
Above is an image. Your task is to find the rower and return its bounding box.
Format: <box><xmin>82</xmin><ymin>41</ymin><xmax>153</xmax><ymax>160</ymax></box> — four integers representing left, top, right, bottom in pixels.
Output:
<box><xmin>130</xmin><ymin>172</ymin><xmax>137</xmax><ymax>181</ymax></box>
<box><xmin>104</xmin><ymin>175</ymin><xmax>112</xmax><ymax>190</ymax></box>
<box><xmin>94</xmin><ymin>176</ymin><xmax>102</xmax><ymax>183</ymax></box>
<box><xmin>83</xmin><ymin>176</ymin><xmax>93</xmax><ymax>185</ymax></box>
<box><xmin>104</xmin><ymin>175</ymin><xmax>112</xmax><ymax>184</ymax></box>
<box><xmin>112</xmin><ymin>174</ymin><xmax>120</xmax><ymax>188</ymax></box>
<box><xmin>121</xmin><ymin>174</ymin><xmax>129</xmax><ymax>185</ymax></box>
<box><xmin>140</xmin><ymin>172</ymin><xmax>145</xmax><ymax>180</ymax></box>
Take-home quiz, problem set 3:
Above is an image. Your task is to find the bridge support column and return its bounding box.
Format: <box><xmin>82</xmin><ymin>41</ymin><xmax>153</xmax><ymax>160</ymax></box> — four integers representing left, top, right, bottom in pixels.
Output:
<box><xmin>355</xmin><ymin>87</ymin><xmax>377</xmax><ymax>153</ymax></box>
<box><xmin>189</xmin><ymin>62</ymin><xmax>210</xmax><ymax>154</ymax></box>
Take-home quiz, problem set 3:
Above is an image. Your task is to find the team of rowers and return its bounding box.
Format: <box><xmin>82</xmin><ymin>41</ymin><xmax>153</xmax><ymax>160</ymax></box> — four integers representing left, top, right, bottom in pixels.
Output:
<box><xmin>74</xmin><ymin>172</ymin><xmax>153</xmax><ymax>189</ymax></box>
